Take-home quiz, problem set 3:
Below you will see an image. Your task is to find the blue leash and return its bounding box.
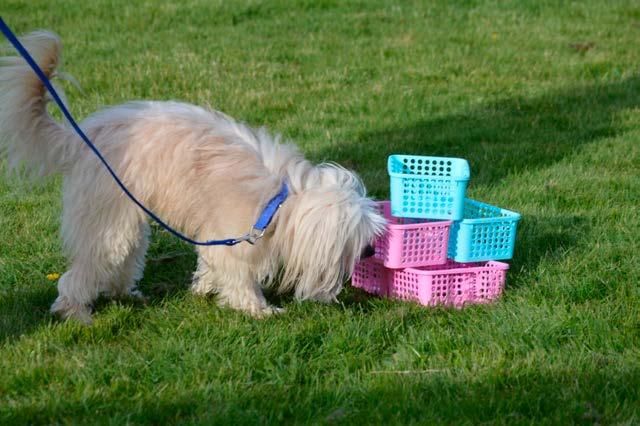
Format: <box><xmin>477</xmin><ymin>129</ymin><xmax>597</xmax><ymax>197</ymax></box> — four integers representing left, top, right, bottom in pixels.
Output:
<box><xmin>0</xmin><ymin>17</ymin><xmax>288</xmax><ymax>246</ymax></box>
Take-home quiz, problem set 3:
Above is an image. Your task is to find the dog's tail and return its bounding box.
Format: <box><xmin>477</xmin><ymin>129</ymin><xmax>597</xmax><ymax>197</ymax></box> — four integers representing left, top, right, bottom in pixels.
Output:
<box><xmin>0</xmin><ymin>30</ymin><xmax>78</xmax><ymax>177</ymax></box>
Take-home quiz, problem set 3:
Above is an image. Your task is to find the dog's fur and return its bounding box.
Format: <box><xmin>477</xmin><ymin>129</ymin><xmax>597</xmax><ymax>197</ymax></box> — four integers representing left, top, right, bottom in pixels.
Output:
<box><xmin>0</xmin><ymin>31</ymin><xmax>385</xmax><ymax>323</ymax></box>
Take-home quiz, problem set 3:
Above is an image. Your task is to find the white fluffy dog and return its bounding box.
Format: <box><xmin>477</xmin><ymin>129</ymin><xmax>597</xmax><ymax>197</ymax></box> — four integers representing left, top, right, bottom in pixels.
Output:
<box><xmin>0</xmin><ymin>31</ymin><xmax>385</xmax><ymax>323</ymax></box>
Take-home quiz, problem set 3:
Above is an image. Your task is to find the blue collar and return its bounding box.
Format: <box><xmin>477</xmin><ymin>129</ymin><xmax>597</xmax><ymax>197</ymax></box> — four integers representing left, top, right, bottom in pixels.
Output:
<box><xmin>242</xmin><ymin>181</ymin><xmax>289</xmax><ymax>244</ymax></box>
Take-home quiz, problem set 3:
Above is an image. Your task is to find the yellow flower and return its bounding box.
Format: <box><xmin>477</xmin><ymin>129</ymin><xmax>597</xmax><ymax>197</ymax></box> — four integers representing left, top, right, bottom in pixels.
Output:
<box><xmin>46</xmin><ymin>273</ymin><xmax>60</xmax><ymax>281</ymax></box>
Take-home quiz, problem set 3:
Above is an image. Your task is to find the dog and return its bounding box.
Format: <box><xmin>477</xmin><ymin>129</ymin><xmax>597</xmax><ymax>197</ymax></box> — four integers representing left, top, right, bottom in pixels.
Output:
<box><xmin>0</xmin><ymin>31</ymin><xmax>385</xmax><ymax>323</ymax></box>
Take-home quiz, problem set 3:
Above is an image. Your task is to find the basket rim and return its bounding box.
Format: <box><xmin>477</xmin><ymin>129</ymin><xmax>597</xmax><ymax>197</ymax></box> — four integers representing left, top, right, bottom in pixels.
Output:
<box><xmin>403</xmin><ymin>260</ymin><xmax>509</xmax><ymax>275</ymax></box>
<box><xmin>387</xmin><ymin>154</ymin><xmax>471</xmax><ymax>180</ymax></box>
<box><xmin>456</xmin><ymin>198</ymin><xmax>521</xmax><ymax>223</ymax></box>
<box><xmin>375</xmin><ymin>201</ymin><xmax>452</xmax><ymax>230</ymax></box>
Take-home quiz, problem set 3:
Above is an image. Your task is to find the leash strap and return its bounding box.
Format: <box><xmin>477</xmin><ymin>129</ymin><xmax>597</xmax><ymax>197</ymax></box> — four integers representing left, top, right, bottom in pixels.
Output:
<box><xmin>0</xmin><ymin>17</ymin><xmax>288</xmax><ymax>246</ymax></box>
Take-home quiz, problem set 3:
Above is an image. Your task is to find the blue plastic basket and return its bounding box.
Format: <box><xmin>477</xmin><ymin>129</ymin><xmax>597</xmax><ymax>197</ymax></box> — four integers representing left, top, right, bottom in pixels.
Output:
<box><xmin>388</xmin><ymin>155</ymin><xmax>470</xmax><ymax>220</ymax></box>
<box><xmin>447</xmin><ymin>199</ymin><xmax>521</xmax><ymax>262</ymax></box>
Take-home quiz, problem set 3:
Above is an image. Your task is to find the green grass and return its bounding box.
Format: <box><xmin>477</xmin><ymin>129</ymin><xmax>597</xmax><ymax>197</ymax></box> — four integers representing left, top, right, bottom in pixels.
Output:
<box><xmin>1</xmin><ymin>0</ymin><xmax>640</xmax><ymax>423</ymax></box>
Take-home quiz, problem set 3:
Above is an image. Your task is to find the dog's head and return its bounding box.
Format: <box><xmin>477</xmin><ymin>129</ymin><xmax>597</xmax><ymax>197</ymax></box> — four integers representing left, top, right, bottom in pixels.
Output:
<box><xmin>274</xmin><ymin>164</ymin><xmax>386</xmax><ymax>302</ymax></box>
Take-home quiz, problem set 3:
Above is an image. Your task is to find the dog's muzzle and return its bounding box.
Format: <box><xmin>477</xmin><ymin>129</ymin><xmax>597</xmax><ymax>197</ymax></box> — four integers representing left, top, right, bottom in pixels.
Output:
<box><xmin>361</xmin><ymin>244</ymin><xmax>375</xmax><ymax>259</ymax></box>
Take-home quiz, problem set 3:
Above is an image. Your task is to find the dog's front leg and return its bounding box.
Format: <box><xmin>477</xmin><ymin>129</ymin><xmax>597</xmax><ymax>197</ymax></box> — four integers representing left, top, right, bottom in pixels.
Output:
<box><xmin>191</xmin><ymin>248</ymin><xmax>283</xmax><ymax>317</ymax></box>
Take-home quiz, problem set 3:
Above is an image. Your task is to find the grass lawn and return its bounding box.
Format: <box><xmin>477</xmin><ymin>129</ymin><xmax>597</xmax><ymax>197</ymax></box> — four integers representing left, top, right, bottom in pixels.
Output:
<box><xmin>1</xmin><ymin>0</ymin><xmax>639</xmax><ymax>423</ymax></box>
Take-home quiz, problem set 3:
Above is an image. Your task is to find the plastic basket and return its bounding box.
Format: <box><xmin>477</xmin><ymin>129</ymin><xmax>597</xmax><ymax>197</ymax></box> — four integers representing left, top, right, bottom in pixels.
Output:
<box><xmin>373</xmin><ymin>201</ymin><xmax>451</xmax><ymax>268</ymax></box>
<box><xmin>447</xmin><ymin>199</ymin><xmax>521</xmax><ymax>262</ymax></box>
<box><xmin>388</xmin><ymin>155</ymin><xmax>470</xmax><ymax>220</ymax></box>
<box><xmin>352</xmin><ymin>259</ymin><xmax>388</xmax><ymax>296</ymax></box>
<box><xmin>390</xmin><ymin>261</ymin><xmax>508</xmax><ymax>307</ymax></box>
<box><xmin>351</xmin><ymin>259</ymin><xmax>508</xmax><ymax>307</ymax></box>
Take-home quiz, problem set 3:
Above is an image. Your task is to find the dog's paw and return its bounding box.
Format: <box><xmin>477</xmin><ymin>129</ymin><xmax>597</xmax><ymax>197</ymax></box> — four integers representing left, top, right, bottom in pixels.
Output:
<box><xmin>128</xmin><ymin>287</ymin><xmax>148</xmax><ymax>305</ymax></box>
<box><xmin>245</xmin><ymin>305</ymin><xmax>285</xmax><ymax>319</ymax></box>
<box><xmin>256</xmin><ymin>305</ymin><xmax>285</xmax><ymax>318</ymax></box>
<box><xmin>191</xmin><ymin>281</ymin><xmax>217</xmax><ymax>296</ymax></box>
<box><xmin>50</xmin><ymin>296</ymin><xmax>93</xmax><ymax>325</ymax></box>
<box><xmin>219</xmin><ymin>298</ymin><xmax>284</xmax><ymax>318</ymax></box>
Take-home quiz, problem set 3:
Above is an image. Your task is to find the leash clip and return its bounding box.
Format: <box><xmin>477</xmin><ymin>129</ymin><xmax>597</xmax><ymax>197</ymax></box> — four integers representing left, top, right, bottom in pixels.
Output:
<box><xmin>238</xmin><ymin>227</ymin><xmax>266</xmax><ymax>245</ymax></box>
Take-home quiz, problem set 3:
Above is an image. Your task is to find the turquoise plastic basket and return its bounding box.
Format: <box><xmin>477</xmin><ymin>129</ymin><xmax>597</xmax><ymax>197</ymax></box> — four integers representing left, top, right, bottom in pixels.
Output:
<box><xmin>447</xmin><ymin>199</ymin><xmax>521</xmax><ymax>262</ymax></box>
<box><xmin>388</xmin><ymin>155</ymin><xmax>470</xmax><ymax>220</ymax></box>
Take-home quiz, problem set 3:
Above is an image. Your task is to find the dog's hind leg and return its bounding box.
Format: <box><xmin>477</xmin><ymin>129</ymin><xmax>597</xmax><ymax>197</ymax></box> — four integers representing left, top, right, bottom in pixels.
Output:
<box><xmin>51</xmin><ymin>184</ymin><xmax>146</xmax><ymax>324</ymax></box>
<box><xmin>192</xmin><ymin>247</ymin><xmax>282</xmax><ymax>317</ymax></box>
<box><xmin>108</xmin><ymin>222</ymin><xmax>150</xmax><ymax>301</ymax></box>
<box><xmin>191</xmin><ymin>255</ymin><xmax>219</xmax><ymax>296</ymax></box>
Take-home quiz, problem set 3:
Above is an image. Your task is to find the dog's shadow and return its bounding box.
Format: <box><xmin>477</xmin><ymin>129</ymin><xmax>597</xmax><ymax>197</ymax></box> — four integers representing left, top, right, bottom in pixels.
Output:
<box><xmin>0</xmin><ymin>231</ymin><xmax>197</xmax><ymax>344</ymax></box>
<box><xmin>0</xmin><ymin>285</ymin><xmax>58</xmax><ymax>343</ymax></box>
<box><xmin>136</xmin><ymin>231</ymin><xmax>198</xmax><ymax>301</ymax></box>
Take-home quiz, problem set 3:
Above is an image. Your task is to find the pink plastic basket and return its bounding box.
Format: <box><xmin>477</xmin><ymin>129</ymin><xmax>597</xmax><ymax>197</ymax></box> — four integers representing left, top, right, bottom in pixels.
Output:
<box><xmin>373</xmin><ymin>201</ymin><xmax>452</xmax><ymax>268</ymax></box>
<box><xmin>352</xmin><ymin>259</ymin><xmax>388</xmax><ymax>296</ymax></box>
<box><xmin>390</xmin><ymin>261</ymin><xmax>508</xmax><ymax>307</ymax></box>
<box><xmin>352</xmin><ymin>259</ymin><xmax>508</xmax><ymax>307</ymax></box>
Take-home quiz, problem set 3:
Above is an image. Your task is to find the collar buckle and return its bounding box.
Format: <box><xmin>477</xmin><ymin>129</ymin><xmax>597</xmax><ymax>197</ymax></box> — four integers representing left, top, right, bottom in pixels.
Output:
<box><xmin>237</xmin><ymin>227</ymin><xmax>266</xmax><ymax>245</ymax></box>
<box><xmin>246</xmin><ymin>227</ymin><xmax>266</xmax><ymax>245</ymax></box>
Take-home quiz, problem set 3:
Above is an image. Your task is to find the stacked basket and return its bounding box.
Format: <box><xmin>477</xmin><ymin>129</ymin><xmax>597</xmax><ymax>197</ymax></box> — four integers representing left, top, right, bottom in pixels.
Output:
<box><xmin>352</xmin><ymin>155</ymin><xmax>521</xmax><ymax>308</ymax></box>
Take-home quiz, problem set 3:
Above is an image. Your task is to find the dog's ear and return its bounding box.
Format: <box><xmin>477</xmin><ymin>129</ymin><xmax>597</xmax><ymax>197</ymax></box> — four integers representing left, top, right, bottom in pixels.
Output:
<box><xmin>273</xmin><ymin>188</ymin><xmax>345</xmax><ymax>300</ymax></box>
<box><xmin>272</xmin><ymin>185</ymin><xmax>385</xmax><ymax>302</ymax></box>
<box><xmin>360</xmin><ymin>197</ymin><xmax>387</xmax><ymax>238</ymax></box>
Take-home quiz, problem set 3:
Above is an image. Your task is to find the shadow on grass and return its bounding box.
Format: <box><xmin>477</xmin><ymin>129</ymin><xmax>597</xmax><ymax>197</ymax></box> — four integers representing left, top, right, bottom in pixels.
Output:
<box><xmin>0</xmin><ymin>234</ymin><xmax>197</xmax><ymax>343</ymax></box>
<box><xmin>138</xmin><ymin>245</ymin><xmax>197</xmax><ymax>302</ymax></box>
<box><xmin>3</xmin><ymin>77</ymin><xmax>633</xmax><ymax>340</ymax></box>
<box><xmin>263</xmin><ymin>284</ymin><xmax>387</xmax><ymax>314</ymax></box>
<box><xmin>6</xmin><ymin>367</ymin><xmax>638</xmax><ymax>424</ymax></box>
<box><xmin>322</xmin><ymin>76</ymin><xmax>640</xmax><ymax>189</ymax></box>
<box><xmin>319</xmin><ymin>77</ymin><xmax>639</xmax><ymax>294</ymax></box>
<box><xmin>0</xmin><ymin>285</ymin><xmax>56</xmax><ymax>344</ymax></box>
<box><xmin>508</xmin><ymin>214</ymin><xmax>589</xmax><ymax>287</ymax></box>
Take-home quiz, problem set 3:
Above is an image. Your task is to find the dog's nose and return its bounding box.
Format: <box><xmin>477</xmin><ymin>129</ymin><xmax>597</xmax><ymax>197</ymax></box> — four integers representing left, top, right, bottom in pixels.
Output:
<box><xmin>361</xmin><ymin>244</ymin><xmax>375</xmax><ymax>259</ymax></box>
